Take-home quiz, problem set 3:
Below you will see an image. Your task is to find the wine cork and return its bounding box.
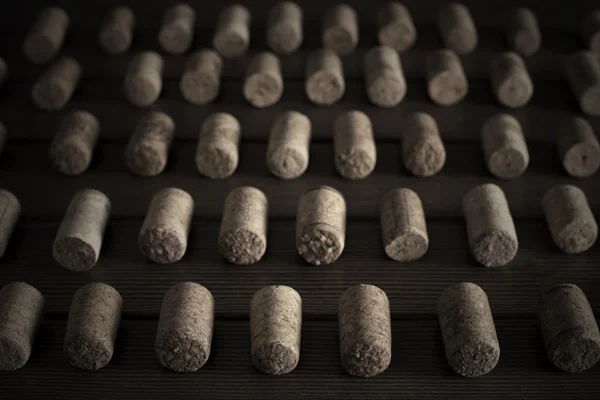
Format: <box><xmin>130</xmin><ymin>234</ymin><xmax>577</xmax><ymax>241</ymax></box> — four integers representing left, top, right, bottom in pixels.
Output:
<box><xmin>323</xmin><ymin>4</ymin><xmax>358</xmax><ymax>56</ymax></box>
<box><xmin>296</xmin><ymin>186</ymin><xmax>346</xmax><ymax>265</ymax></box>
<box><xmin>542</xmin><ymin>185</ymin><xmax>597</xmax><ymax>254</ymax></box>
<box><xmin>213</xmin><ymin>4</ymin><xmax>251</xmax><ymax>58</ymax></box>
<box><xmin>50</xmin><ymin>111</ymin><xmax>100</xmax><ymax>175</ymax></box>
<box><xmin>462</xmin><ymin>183</ymin><xmax>518</xmax><ymax>267</ymax></box>
<box><xmin>580</xmin><ymin>11</ymin><xmax>600</xmax><ymax>54</ymax></box>
<box><xmin>196</xmin><ymin>113</ymin><xmax>241</xmax><ymax>179</ymax></box>
<box><xmin>377</xmin><ymin>2</ymin><xmax>416</xmax><ymax>52</ymax></box>
<box><xmin>0</xmin><ymin>190</ymin><xmax>20</xmax><ymax>259</ymax></box>
<box><xmin>0</xmin><ymin>58</ymin><xmax>7</xmax><ymax>88</ymax></box>
<box><xmin>53</xmin><ymin>189</ymin><xmax>111</xmax><ymax>272</ymax></box>
<box><xmin>267</xmin><ymin>1</ymin><xmax>303</xmax><ymax>55</ymax></box>
<box><xmin>23</xmin><ymin>7</ymin><xmax>69</xmax><ymax>64</ymax></box>
<box><xmin>124</xmin><ymin>51</ymin><xmax>164</xmax><ymax>107</ymax></box>
<box><xmin>218</xmin><ymin>186</ymin><xmax>268</xmax><ymax>265</ymax></box>
<box><xmin>99</xmin><ymin>7</ymin><xmax>135</xmax><ymax>55</ymax></box>
<box><xmin>490</xmin><ymin>52</ymin><xmax>533</xmax><ymax>108</ymax></box>
<box><xmin>125</xmin><ymin>112</ymin><xmax>175</xmax><ymax>177</ymax></box>
<box><xmin>380</xmin><ymin>188</ymin><xmax>428</xmax><ymax>262</ymax></box>
<box><xmin>426</xmin><ymin>49</ymin><xmax>468</xmax><ymax>106</ymax></box>
<box><xmin>0</xmin><ymin>282</ymin><xmax>45</xmax><ymax>370</ymax></box>
<box><xmin>481</xmin><ymin>114</ymin><xmax>529</xmax><ymax>179</ymax></box>
<box><xmin>437</xmin><ymin>3</ymin><xmax>478</xmax><ymax>55</ymax></box>
<box><xmin>364</xmin><ymin>46</ymin><xmax>406</xmax><ymax>107</ymax></box>
<box><xmin>506</xmin><ymin>8</ymin><xmax>541</xmax><ymax>56</ymax></box>
<box><xmin>401</xmin><ymin>112</ymin><xmax>446</xmax><ymax>177</ymax></box>
<box><xmin>32</xmin><ymin>57</ymin><xmax>81</xmax><ymax>111</ymax></box>
<box><xmin>267</xmin><ymin>111</ymin><xmax>311</xmax><ymax>179</ymax></box>
<box><xmin>139</xmin><ymin>187</ymin><xmax>194</xmax><ymax>264</ymax></box>
<box><xmin>244</xmin><ymin>52</ymin><xmax>284</xmax><ymax>108</ymax></box>
<box><xmin>334</xmin><ymin>111</ymin><xmax>376</xmax><ymax>180</ymax></box>
<box><xmin>557</xmin><ymin>116</ymin><xmax>600</xmax><ymax>178</ymax></box>
<box><xmin>159</xmin><ymin>3</ymin><xmax>196</xmax><ymax>54</ymax></box>
<box><xmin>251</xmin><ymin>285</ymin><xmax>302</xmax><ymax>375</ymax></box>
<box><xmin>438</xmin><ymin>282</ymin><xmax>500</xmax><ymax>377</ymax></box>
<box><xmin>566</xmin><ymin>51</ymin><xmax>600</xmax><ymax>116</ymax></box>
<box><xmin>180</xmin><ymin>49</ymin><xmax>222</xmax><ymax>104</ymax></box>
<box><xmin>538</xmin><ymin>284</ymin><xmax>600</xmax><ymax>372</ymax></box>
<box><xmin>156</xmin><ymin>282</ymin><xmax>214</xmax><ymax>372</ymax></box>
<box><xmin>305</xmin><ymin>48</ymin><xmax>345</xmax><ymax>105</ymax></box>
<box><xmin>338</xmin><ymin>284</ymin><xmax>391</xmax><ymax>377</ymax></box>
<box><xmin>64</xmin><ymin>283</ymin><xmax>122</xmax><ymax>370</ymax></box>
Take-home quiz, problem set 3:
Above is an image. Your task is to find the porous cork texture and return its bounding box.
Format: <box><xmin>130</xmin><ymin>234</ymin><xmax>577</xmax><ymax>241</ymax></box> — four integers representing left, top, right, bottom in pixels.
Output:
<box><xmin>213</xmin><ymin>4</ymin><xmax>251</xmax><ymax>58</ymax></box>
<box><xmin>125</xmin><ymin>112</ymin><xmax>175</xmax><ymax>177</ymax></box>
<box><xmin>377</xmin><ymin>2</ymin><xmax>417</xmax><ymax>52</ymax></box>
<box><xmin>267</xmin><ymin>111</ymin><xmax>311</xmax><ymax>179</ymax></box>
<box><xmin>32</xmin><ymin>57</ymin><xmax>81</xmax><ymax>111</ymax></box>
<box><xmin>437</xmin><ymin>2</ymin><xmax>478</xmax><ymax>55</ymax></box>
<box><xmin>23</xmin><ymin>7</ymin><xmax>69</xmax><ymax>64</ymax></box>
<box><xmin>99</xmin><ymin>7</ymin><xmax>135</xmax><ymax>55</ymax></box>
<box><xmin>557</xmin><ymin>116</ymin><xmax>600</xmax><ymax>178</ymax></box>
<box><xmin>580</xmin><ymin>11</ymin><xmax>600</xmax><ymax>54</ymax></box>
<box><xmin>438</xmin><ymin>282</ymin><xmax>500</xmax><ymax>377</ymax></box>
<box><xmin>296</xmin><ymin>186</ymin><xmax>346</xmax><ymax>265</ymax></box>
<box><xmin>363</xmin><ymin>46</ymin><xmax>406</xmax><ymax>107</ymax></box>
<box><xmin>219</xmin><ymin>187</ymin><xmax>268</xmax><ymax>265</ymax></box>
<box><xmin>334</xmin><ymin>111</ymin><xmax>377</xmax><ymax>180</ymax></box>
<box><xmin>0</xmin><ymin>190</ymin><xmax>21</xmax><ymax>259</ymax></box>
<box><xmin>338</xmin><ymin>284</ymin><xmax>391</xmax><ymax>377</ymax></box>
<box><xmin>251</xmin><ymin>285</ymin><xmax>302</xmax><ymax>375</ymax></box>
<box><xmin>124</xmin><ymin>51</ymin><xmax>164</xmax><ymax>107</ymax></box>
<box><xmin>53</xmin><ymin>189</ymin><xmax>111</xmax><ymax>272</ymax></box>
<box><xmin>401</xmin><ymin>112</ymin><xmax>446</xmax><ymax>177</ymax></box>
<box><xmin>462</xmin><ymin>183</ymin><xmax>518</xmax><ymax>267</ymax></box>
<box><xmin>267</xmin><ymin>2</ymin><xmax>303</xmax><ymax>55</ymax></box>
<box><xmin>538</xmin><ymin>284</ymin><xmax>600</xmax><ymax>372</ymax></box>
<box><xmin>506</xmin><ymin>8</ymin><xmax>541</xmax><ymax>57</ymax></box>
<box><xmin>196</xmin><ymin>113</ymin><xmax>241</xmax><ymax>179</ymax></box>
<box><xmin>64</xmin><ymin>283</ymin><xmax>122</xmax><ymax>370</ymax></box>
<box><xmin>156</xmin><ymin>282</ymin><xmax>214</xmax><ymax>372</ymax></box>
<box><xmin>50</xmin><ymin>111</ymin><xmax>100</xmax><ymax>176</ymax></box>
<box><xmin>244</xmin><ymin>52</ymin><xmax>284</xmax><ymax>108</ymax></box>
<box><xmin>0</xmin><ymin>282</ymin><xmax>44</xmax><ymax>371</ymax></box>
<box><xmin>180</xmin><ymin>49</ymin><xmax>223</xmax><ymax>105</ymax></box>
<box><xmin>323</xmin><ymin>4</ymin><xmax>358</xmax><ymax>55</ymax></box>
<box><xmin>426</xmin><ymin>49</ymin><xmax>468</xmax><ymax>106</ymax></box>
<box><xmin>305</xmin><ymin>48</ymin><xmax>345</xmax><ymax>105</ymax></box>
<box><xmin>159</xmin><ymin>3</ymin><xmax>196</xmax><ymax>55</ymax></box>
<box><xmin>0</xmin><ymin>122</ymin><xmax>6</xmax><ymax>157</ymax></box>
<box><xmin>490</xmin><ymin>52</ymin><xmax>533</xmax><ymax>108</ymax></box>
<box><xmin>139</xmin><ymin>187</ymin><xmax>194</xmax><ymax>264</ymax></box>
<box><xmin>566</xmin><ymin>51</ymin><xmax>600</xmax><ymax>116</ymax></box>
<box><xmin>481</xmin><ymin>114</ymin><xmax>529</xmax><ymax>179</ymax></box>
<box><xmin>0</xmin><ymin>58</ymin><xmax>7</xmax><ymax>88</ymax></box>
<box><xmin>542</xmin><ymin>185</ymin><xmax>597</xmax><ymax>254</ymax></box>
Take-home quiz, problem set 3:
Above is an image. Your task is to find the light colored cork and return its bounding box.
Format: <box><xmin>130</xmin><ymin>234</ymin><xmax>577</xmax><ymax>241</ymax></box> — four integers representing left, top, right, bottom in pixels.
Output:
<box><xmin>267</xmin><ymin>111</ymin><xmax>311</xmax><ymax>179</ymax></box>
<box><xmin>99</xmin><ymin>7</ymin><xmax>135</xmax><ymax>55</ymax></box>
<box><xmin>159</xmin><ymin>3</ymin><xmax>196</xmax><ymax>55</ymax></box>
<box><xmin>426</xmin><ymin>49</ymin><xmax>468</xmax><ymax>106</ymax></box>
<box><xmin>213</xmin><ymin>4</ymin><xmax>251</xmax><ymax>58</ymax></box>
<box><xmin>506</xmin><ymin>8</ymin><xmax>541</xmax><ymax>57</ymax></box>
<box><xmin>124</xmin><ymin>51</ymin><xmax>164</xmax><ymax>107</ymax></box>
<box><xmin>125</xmin><ymin>112</ymin><xmax>175</xmax><ymax>177</ymax></box>
<box><xmin>323</xmin><ymin>4</ymin><xmax>358</xmax><ymax>55</ymax></box>
<box><xmin>0</xmin><ymin>190</ymin><xmax>19</xmax><ymax>260</ymax></box>
<box><xmin>566</xmin><ymin>51</ymin><xmax>600</xmax><ymax>116</ymax></box>
<box><xmin>481</xmin><ymin>114</ymin><xmax>529</xmax><ymax>179</ymax></box>
<box><xmin>139</xmin><ymin>188</ymin><xmax>194</xmax><ymax>264</ymax></box>
<box><xmin>334</xmin><ymin>111</ymin><xmax>376</xmax><ymax>180</ymax></box>
<box><xmin>50</xmin><ymin>111</ymin><xmax>99</xmax><ymax>176</ymax></box>
<box><xmin>542</xmin><ymin>185</ymin><xmax>597</xmax><ymax>254</ymax></box>
<box><xmin>338</xmin><ymin>284</ymin><xmax>391</xmax><ymax>377</ymax></box>
<box><xmin>0</xmin><ymin>122</ymin><xmax>6</xmax><ymax>157</ymax></box>
<box><xmin>437</xmin><ymin>3</ymin><xmax>478</xmax><ymax>55</ymax></box>
<box><xmin>377</xmin><ymin>2</ymin><xmax>416</xmax><ymax>52</ymax></box>
<box><xmin>251</xmin><ymin>285</ymin><xmax>302</xmax><ymax>375</ymax></box>
<box><xmin>0</xmin><ymin>58</ymin><xmax>7</xmax><ymax>88</ymax></box>
<box><xmin>438</xmin><ymin>282</ymin><xmax>500</xmax><ymax>377</ymax></box>
<box><xmin>296</xmin><ymin>186</ymin><xmax>346</xmax><ymax>265</ymax></box>
<box><xmin>23</xmin><ymin>7</ymin><xmax>69</xmax><ymax>64</ymax></box>
<box><xmin>401</xmin><ymin>112</ymin><xmax>446</xmax><ymax>177</ymax></box>
<box><xmin>557</xmin><ymin>116</ymin><xmax>600</xmax><ymax>178</ymax></box>
<box><xmin>196</xmin><ymin>113</ymin><xmax>241</xmax><ymax>179</ymax></box>
<box><xmin>244</xmin><ymin>52</ymin><xmax>284</xmax><ymax>108</ymax></box>
<box><xmin>32</xmin><ymin>57</ymin><xmax>81</xmax><ymax>111</ymax></box>
<box><xmin>156</xmin><ymin>282</ymin><xmax>214</xmax><ymax>372</ymax></box>
<box><xmin>180</xmin><ymin>49</ymin><xmax>222</xmax><ymax>105</ymax></box>
<box><xmin>267</xmin><ymin>1</ymin><xmax>303</xmax><ymax>55</ymax></box>
<box><xmin>580</xmin><ymin>11</ymin><xmax>600</xmax><ymax>54</ymax></box>
<box><xmin>490</xmin><ymin>52</ymin><xmax>533</xmax><ymax>108</ymax></box>
<box><xmin>462</xmin><ymin>183</ymin><xmax>518</xmax><ymax>267</ymax></box>
<box><xmin>364</xmin><ymin>46</ymin><xmax>406</xmax><ymax>107</ymax></box>
<box><xmin>219</xmin><ymin>186</ymin><xmax>268</xmax><ymax>265</ymax></box>
<box><xmin>64</xmin><ymin>283</ymin><xmax>122</xmax><ymax>370</ymax></box>
<box><xmin>0</xmin><ymin>282</ymin><xmax>45</xmax><ymax>370</ymax></box>
<box><xmin>305</xmin><ymin>48</ymin><xmax>345</xmax><ymax>105</ymax></box>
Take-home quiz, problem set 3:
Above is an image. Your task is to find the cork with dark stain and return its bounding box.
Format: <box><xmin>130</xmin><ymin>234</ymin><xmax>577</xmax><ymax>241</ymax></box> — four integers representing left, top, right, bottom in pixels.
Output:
<box><xmin>402</xmin><ymin>112</ymin><xmax>446</xmax><ymax>177</ymax></box>
<box><xmin>490</xmin><ymin>52</ymin><xmax>533</xmax><ymax>108</ymax></box>
<box><xmin>243</xmin><ymin>52</ymin><xmax>283</xmax><ymax>108</ymax></box>
<box><xmin>23</xmin><ymin>7</ymin><xmax>69</xmax><ymax>64</ymax></box>
<box><xmin>124</xmin><ymin>51</ymin><xmax>164</xmax><ymax>107</ymax></box>
<box><xmin>196</xmin><ymin>113</ymin><xmax>241</xmax><ymax>179</ymax></box>
<box><xmin>437</xmin><ymin>3</ymin><xmax>478</xmax><ymax>55</ymax></box>
<box><xmin>99</xmin><ymin>7</ymin><xmax>135</xmax><ymax>55</ymax></box>
<box><xmin>566</xmin><ymin>51</ymin><xmax>600</xmax><ymax>116</ymax></box>
<box><xmin>426</xmin><ymin>49</ymin><xmax>468</xmax><ymax>106</ymax></box>
<box><xmin>377</xmin><ymin>2</ymin><xmax>416</xmax><ymax>52</ymax></box>
<box><xmin>267</xmin><ymin>1</ymin><xmax>303</xmax><ymax>55</ymax></box>
<box><xmin>159</xmin><ymin>3</ymin><xmax>196</xmax><ymax>55</ymax></box>
<box><xmin>267</xmin><ymin>111</ymin><xmax>311</xmax><ymax>179</ymax></box>
<box><xmin>64</xmin><ymin>283</ymin><xmax>122</xmax><ymax>370</ymax></box>
<box><xmin>364</xmin><ymin>46</ymin><xmax>406</xmax><ymax>107</ymax></box>
<box><xmin>180</xmin><ymin>49</ymin><xmax>222</xmax><ymax>105</ymax></box>
<box><xmin>505</xmin><ymin>8</ymin><xmax>541</xmax><ymax>57</ymax></box>
<box><xmin>438</xmin><ymin>282</ymin><xmax>500</xmax><ymax>377</ymax></box>
<box><xmin>334</xmin><ymin>111</ymin><xmax>376</xmax><ymax>180</ymax></box>
<box><xmin>538</xmin><ymin>284</ymin><xmax>600</xmax><ymax>372</ymax></box>
<box><xmin>50</xmin><ymin>111</ymin><xmax>100</xmax><ymax>176</ymax></box>
<box><xmin>0</xmin><ymin>282</ymin><xmax>44</xmax><ymax>370</ymax></box>
<box><xmin>156</xmin><ymin>282</ymin><xmax>214</xmax><ymax>372</ymax></box>
<box><xmin>305</xmin><ymin>48</ymin><xmax>345</xmax><ymax>105</ymax></box>
<box><xmin>251</xmin><ymin>285</ymin><xmax>302</xmax><ymax>375</ymax></box>
<box><xmin>125</xmin><ymin>112</ymin><xmax>175</xmax><ymax>177</ymax></box>
<box><xmin>557</xmin><ymin>116</ymin><xmax>600</xmax><ymax>178</ymax></box>
<box><xmin>481</xmin><ymin>114</ymin><xmax>529</xmax><ymax>179</ymax></box>
<box><xmin>32</xmin><ymin>57</ymin><xmax>81</xmax><ymax>110</ymax></box>
<box><xmin>580</xmin><ymin>11</ymin><xmax>600</xmax><ymax>54</ymax></box>
<box><xmin>323</xmin><ymin>4</ymin><xmax>358</xmax><ymax>55</ymax></box>
<box><xmin>0</xmin><ymin>190</ymin><xmax>19</xmax><ymax>260</ymax></box>
<box><xmin>213</xmin><ymin>4</ymin><xmax>251</xmax><ymax>58</ymax></box>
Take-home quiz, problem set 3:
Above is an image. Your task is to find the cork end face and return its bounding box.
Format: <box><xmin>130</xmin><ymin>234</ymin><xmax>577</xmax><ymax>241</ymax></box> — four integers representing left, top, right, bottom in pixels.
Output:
<box><xmin>341</xmin><ymin>340</ymin><xmax>391</xmax><ymax>377</ymax></box>
<box><xmin>471</xmin><ymin>230</ymin><xmax>518</xmax><ymax>267</ymax></box>
<box><xmin>496</xmin><ymin>75</ymin><xmax>533</xmax><ymax>108</ymax></box>
<box><xmin>243</xmin><ymin>74</ymin><xmax>283</xmax><ymax>108</ymax></box>
<box><xmin>219</xmin><ymin>229</ymin><xmax>266</xmax><ymax>265</ymax></box>
<box><xmin>511</xmin><ymin>30</ymin><xmax>541</xmax><ymax>57</ymax></box>
<box><xmin>298</xmin><ymin>225</ymin><xmax>344</xmax><ymax>265</ymax></box>
<box><xmin>0</xmin><ymin>334</ymin><xmax>29</xmax><ymax>370</ymax></box>
<box><xmin>32</xmin><ymin>79</ymin><xmax>70</xmax><ymax>110</ymax></box>
<box><xmin>196</xmin><ymin>146</ymin><xmax>238</xmax><ymax>179</ymax></box>
<box><xmin>404</xmin><ymin>140</ymin><xmax>446</xmax><ymax>177</ymax></box>
<box><xmin>126</xmin><ymin>144</ymin><xmax>167</xmax><ymax>177</ymax></box>
<box><xmin>306</xmin><ymin>71</ymin><xmax>345</xmax><ymax>105</ymax></box>
<box><xmin>563</xmin><ymin>143</ymin><xmax>600</xmax><ymax>178</ymax></box>
<box><xmin>23</xmin><ymin>34</ymin><xmax>57</xmax><ymax>64</ymax></box>
<box><xmin>449</xmin><ymin>341</ymin><xmax>500</xmax><ymax>377</ymax></box>
<box><xmin>100</xmin><ymin>29</ymin><xmax>131</xmax><ymax>55</ymax></box>
<box><xmin>548</xmin><ymin>330</ymin><xmax>600</xmax><ymax>372</ymax></box>
<box><xmin>488</xmin><ymin>147</ymin><xmax>529</xmax><ymax>179</ymax></box>
<box><xmin>139</xmin><ymin>226</ymin><xmax>186</xmax><ymax>264</ymax></box>
<box><xmin>268</xmin><ymin>24</ymin><xmax>302</xmax><ymax>55</ymax></box>
<box><xmin>156</xmin><ymin>334</ymin><xmax>209</xmax><ymax>372</ymax></box>
<box><xmin>378</xmin><ymin>23</ymin><xmax>416</xmax><ymax>52</ymax></box>
<box><xmin>384</xmin><ymin>230</ymin><xmax>429</xmax><ymax>262</ymax></box>
<box><xmin>444</xmin><ymin>29</ymin><xmax>478</xmax><ymax>55</ymax></box>
<box><xmin>125</xmin><ymin>77</ymin><xmax>161</xmax><ymax>107</ymax></box>
<box><xmin>213</xmin><ymin>33</ymin><xmax>248</xmax><ymax>58</ymax></box>
<box><xmin>335</xmin><ymin>150</ymin><xmax>376</xmax><ymax>180</ymax></box>
<box><xmin>555</xmin><ymin>220</ymin><xmax>598</xmax><ymax>254</ymax></box>
<box><xmin>180</xmin><ymin>73</ymin><xmax>220</xmax><ymax>104</ymax></box>
<box><xmin>65</xmin><ymin>333</ymin><xmax>113</xmax><ymax>370</ymax></box>
<box><xmin>252</xmin><ymin>342</ymin><xmax>299</xmax><ymax>375</ymax></box>
<box><xmin>323</xmin><ymin>27</ymin><xmax>356</xmax><ymax>55</ymax></box>
<box><xmin>268</xmin><ymin>147</ymin><xmax>308</xmax><ymax>180</ymax></box>
<box><xmin>367</xmin><ymin>72</ymin><xmax>406</xmax><ymax>107</ymax></box>
<box><xmin>428</xmin><ymin>71</ymin><xmax>468</xmax><ymax>106</ymax></box>
<box><xmin>159</xmin><ymin>25</ymin><xmax>192</xmax><ymax>55</ymax></box>
<box><xmin>51</xmin><ymin>143</ymin><xmax>91</xmax><ymax>175</ymax></box>
<box><xmin>53</xmin><ymin>237</ymin><xmax>98</xmax><ymax>272</ymax></box>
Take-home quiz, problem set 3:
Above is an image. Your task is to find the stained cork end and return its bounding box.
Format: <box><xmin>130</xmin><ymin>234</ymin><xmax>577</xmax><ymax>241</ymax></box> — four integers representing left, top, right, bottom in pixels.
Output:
<box><xmin>156</xmin><ymin>333</ymin><xmax>210</xmax><ymax>372</ymax></box>
<box><xmin>139</xmin><ymin>226</ymin><xmax>187</xmax><ymax>264</ymax></box>
<box><xmin>297</xmin><ymin>224</ymin><xmax>344</xmax><ymax>265</ymax></box>
<box><xmin>563</xmin><ymin>142</ymin><xmax>600</xmax><ymax>178</ymax></box>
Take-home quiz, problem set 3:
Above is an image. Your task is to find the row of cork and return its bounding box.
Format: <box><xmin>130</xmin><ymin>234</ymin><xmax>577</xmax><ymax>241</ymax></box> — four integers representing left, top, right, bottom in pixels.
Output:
<box><xmin>1</xmin><ymin>281</ymin><xmax>599</xmax><ymax>377</ymax></box>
